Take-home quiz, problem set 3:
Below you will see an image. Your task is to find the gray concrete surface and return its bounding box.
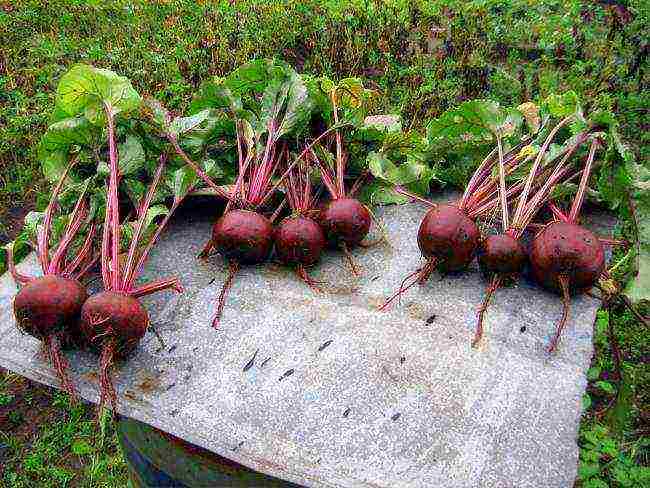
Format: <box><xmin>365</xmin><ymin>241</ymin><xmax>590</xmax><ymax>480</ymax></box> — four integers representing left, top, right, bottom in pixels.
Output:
<box><xmin>0</xmin><ymin>199</ymin><xmax>610</xmax><ymax>488</ymax></box>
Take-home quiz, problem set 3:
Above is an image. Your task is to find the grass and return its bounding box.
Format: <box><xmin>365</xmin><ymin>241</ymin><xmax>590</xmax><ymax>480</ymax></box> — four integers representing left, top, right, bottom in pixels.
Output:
<box><xmin>0</xmin><ymin>0</ymin><xmax>648</xmax><ymax>486</ymax></box>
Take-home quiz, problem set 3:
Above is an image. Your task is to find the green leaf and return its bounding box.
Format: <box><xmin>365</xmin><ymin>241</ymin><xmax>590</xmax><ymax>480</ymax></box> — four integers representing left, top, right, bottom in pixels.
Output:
<box><xmin>168</xmin><ymin>110</ymin><xmax>212</xmax><ymax>137</ymax></box>
<box><xmin>257</xmin><ymin>61</ymin><xmax>312</xmax><ymax>139</ymax></box>
<box><xmin>39</xmin><ymin>116</ymin><xmax>94</xmax><ymax>153</ymax></box>
<box><xmin>55</xmin><ymin>64</ymin><xmax>141</xmax><ymax>123</ymax></box>
<box><xmin>428</xmin><ymin>99</ymin><xmax>523</xmax><ymax>143</ymax></box>
<box><xmin>71</xmin><ymin>439</ymin><xmax>93</xmax><ymax>456</ymax></box>
<box><xmin>578</xmin><ymin>462</ymin><xmax>601</xmax><ymax>480</ymax></box>
<box><xmin>543</xmin><ymin>91</ymin><xmax>582</xmax><ymax>119</ymax></box>
<box><xmin>40</xmin><ymin>151</ymin><xmax>70</xmax><ymax>184</ymax></box>
<box><xmin>595</xmin><ymin>381</ymin><xmax>616</xmax><ymax>395</ymax></box>
<box><xmin>171</xmin><ymin>166</ymin><xmax>198</xmax><ymax>202</ymax></box>
<box><xmin>143</xmin><ymin>204</ymin><xmax>169</xmax><ymax>229</ymax></box>
<box><xmin>582</xmin><ymin>394</ymin><xmax>592</xmax><ymax>411</ymax></box>
<box><xmin>587</xmin><ymin>367</ymin><xmax>601</xmax><ymax>381</ymax></box>
<box><xmin>189</xmin><ymin>77</ymin><xmax>241</xmax><ymax>114</ymax></box>
<box><xmin>118</xmin><ymin>136</ymin><xmax>145</xmax><ymax>176</ymax></box>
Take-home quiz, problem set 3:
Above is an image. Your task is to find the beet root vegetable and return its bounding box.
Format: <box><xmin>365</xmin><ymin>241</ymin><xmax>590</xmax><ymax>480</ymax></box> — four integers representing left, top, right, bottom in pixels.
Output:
<box><xmin>80</xmin><ymin>291</ymin><xmax>148</xmax><ymax>408</ymax></box>
<box><xmin>211</xmin><ymin>210</ymin><xmax>274</xmax><ymax>264</ymax></box>
<box><xmin>88</xmin><ymin>119</ymin><xmax>182</xmax><ymax>415</ymax></box>
<box><xmin>531</xmin><ymin>222</ymin><xmax>605</xmax><ymax>352</ymax></box>
<box><xmin>320</xmin><ymin>198</ymin><xmax>371</xmax><ymax>248</ymax></box>
<box><xmin>276</xmin><ymin>215</ymin><xmax>326</xmax><ymax>291</ymax></box>
<box><xmin>8</xmin><ymin>158</ymin><xmax>97</xmax><ymax>400</ymax></box>
<box><xmin>470</xmin><ymin>117</ymin><xmax>594</xmax><ymax>347</ymax></box>
<box><xmin>418</xmin><ymin>204</ymin><xmax>480</xmax><ymax>273</ymax></box>
<box><xmin>529</xmin><ymin>138</ymin><xmax>608</xmax><ymax>353</ymax></box>
<box><xmin>14</xmin><ymin>276</ymin><xmax>88</xmax><ymax>395</ymax></box>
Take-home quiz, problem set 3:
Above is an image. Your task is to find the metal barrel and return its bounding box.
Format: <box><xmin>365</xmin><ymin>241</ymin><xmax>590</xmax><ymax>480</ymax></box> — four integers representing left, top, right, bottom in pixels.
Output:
<box><xmin>117</xmin><ymin>416</ymin><xmax>302</xmax><ymax>487</ymax></box>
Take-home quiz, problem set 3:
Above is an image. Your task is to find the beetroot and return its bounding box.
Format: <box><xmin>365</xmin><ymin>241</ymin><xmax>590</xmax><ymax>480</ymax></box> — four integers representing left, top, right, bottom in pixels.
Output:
<box><xmin>320</xmin><ymin>198</ymin><xmax>371</xmax><ymax>248</ymax></box>
<box><xmin>212</xmin><ymin>210</ymin><xmax>274</xmax><ymax>264</ymax></box>
<box><xmin>529</xmin><ymin>138</ymin><xmax>609</xmax><ymax>352</ymax></box>
<box><xmin>379</xmin><ymin>140</ymin><xmax>533</xmax><ymax>311</ymax></box>
<box><xmin>274</xmin><ymin>158</ymin><xmax>328</xmax><ymax>290</ymax></box>
<box><xmin>276</xmin><ymin>216</ymin><xmax>325</xmax><ymax>267</ymax></box>
<box><xmin>477</xmin><ymin>234</ymin><xmax>527</xmax><ymax>276</ymax></box>
<box><xmin>192</xmin><ymin>110</ymin><xmax>342</xmax><ymax>326</ymax></box>
<box><xmin>82</xmin><ymin>111</ymin><xmax>182</xmax><ymax>414</ymax></box>
<box><xmin>418</xmin><ymin>204</ymin><xmax>480</xmax><ymax>273</ymax></box>
<box><xmin>14</xmin><ymin>276</ymin><xmax>88</xmax><ymax>339</ymax></box>
<box><xmin>8</xmin><ymin>160</ymin><xmax>97</xmax><ymax>400</ymax></box>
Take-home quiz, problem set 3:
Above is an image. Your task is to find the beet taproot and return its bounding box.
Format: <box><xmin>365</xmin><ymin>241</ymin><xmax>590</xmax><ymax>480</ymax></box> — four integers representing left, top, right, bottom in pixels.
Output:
<box><xmin>320</xmin><ymin>198</ymin><xmax>371</xmax><ymax>248</ymax></box>
<box><xmin>418</xmin><ymin>205</ymin><xmax>480</xmax><ymax>272</ymax></box>
<box><xmin>212</xmin><ymin>210</ymin><xmax>274</xmax><ymax>265</ymax></box>
<box><xmin>276</xmin><ymin>215</ymin><xmax>326</xmax><ymax>267</ymax></box>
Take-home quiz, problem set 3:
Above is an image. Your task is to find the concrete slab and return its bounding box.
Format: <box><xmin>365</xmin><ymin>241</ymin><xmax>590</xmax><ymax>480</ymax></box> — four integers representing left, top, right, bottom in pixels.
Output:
<box><xmin>0</xmin><ymin>197</ymin><xmax>611</xmax><ymax>488</ymax></box>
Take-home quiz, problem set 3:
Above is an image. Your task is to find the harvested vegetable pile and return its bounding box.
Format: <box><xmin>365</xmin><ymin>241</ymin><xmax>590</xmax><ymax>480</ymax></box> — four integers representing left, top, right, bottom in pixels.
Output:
<box><xmin>5</xmin><ymin>62</ymin><xmax>648</xmax><ymax>414</ymax></box>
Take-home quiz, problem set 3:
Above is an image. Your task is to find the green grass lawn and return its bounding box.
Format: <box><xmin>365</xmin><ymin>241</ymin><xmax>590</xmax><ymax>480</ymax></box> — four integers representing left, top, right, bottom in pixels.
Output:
<box><xmin>0</xmin><ymin>1</ymin><xmax>648</xmax><ymax>486</ymax></box>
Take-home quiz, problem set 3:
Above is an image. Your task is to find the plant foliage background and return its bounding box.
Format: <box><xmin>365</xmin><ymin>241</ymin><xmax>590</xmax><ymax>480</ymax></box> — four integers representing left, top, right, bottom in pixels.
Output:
<box><xmin>0</xmin><ymin>1</ymin><xmax>647</xmax><ymax>487</ymax></box>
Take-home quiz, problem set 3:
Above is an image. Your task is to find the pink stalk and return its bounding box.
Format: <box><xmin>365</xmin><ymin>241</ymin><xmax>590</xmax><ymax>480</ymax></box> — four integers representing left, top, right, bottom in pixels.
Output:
<box><xmin>512</xmin><ymin>116</ymin><xmax>573</xmax><ymax>225</ymax></box>
<box><xmin>38</xmin><ymin>160</ymin><xmax>77</xmax><ymax>272</ymax></box>
<box><xmin>62</xmin><ymin>222</ymin><xmax>97</xmax><ymax>277</ymax></box>
<box><xmin>105</xmin><ymin>107</ymin><xmax>122</xmax><ymax>290</ymax></box>
<box><xmin>6</xmin><ymin>245</ymin><xmax>32</xmax><ymax>285</ymax></box>
<box><xmin>168</xmin><ymin>136</ymin><xmax>230</xmax><ymax>200</ymax></box>
<box><xmin>393</xmin><ymin>186</ymin><xmax>436</xmax><ymax>207</ymax></box>
<box><xmin>122</xmin><ymin>155</ymin><xmax>166</xmax><ymax>288</ymax></box>
<box><xmin>495</xmin><ymin>136</ymin><xmax>509</xmax><ymax>231</ymax></box>
<box><xmin>130</xmin><ymin>277</ymin><xmax>184</xmax><ymax>298</ymax></box>
<box><xmin>48</xmin><ymin>198</ymin><xmax>89</xmax><ymax>275</ymax></box>
<box><xmin>569</xmin><ymin>138</ymin><xmax>600</xmax><ymax>222</ymax></box>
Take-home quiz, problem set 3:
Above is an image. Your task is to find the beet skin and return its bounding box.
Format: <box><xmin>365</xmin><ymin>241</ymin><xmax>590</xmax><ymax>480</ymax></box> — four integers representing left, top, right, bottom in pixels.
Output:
<box><xmin>478</xmin><ymin>233</ymin><xmax>527</xmax><ymax>276</ymax></box>
<box><xmin>417</xmin><ymin>204</ymin><xmax>480</xmax><ymax>272</ymax></box>
<box><xmin>212</xmin><ymin>209</ymin><xmax>273</xmax><ymax>264</ymax></box>
<box><xmin>530</xmin><ymin>221</ymin><xmax>605</xmax><ymax>293</ymax></box>
<box><xmin>13</xmin><ymin>275</ymin><xmax>87</xmax><ymax>339</ymax></box>
<box><xmin>320</xmin><ymin>198</ymin><xmax>371</xmax><ymax>247</ymax></box>
<box><xmin>80</xmin><ymin>291</ymin><xmax>149</xmax><ymax>357</ymax></box>
<box><xmin>275</xmin><ymin>216</ymin><xmax>326</xmax><ymax>267</ymax></box>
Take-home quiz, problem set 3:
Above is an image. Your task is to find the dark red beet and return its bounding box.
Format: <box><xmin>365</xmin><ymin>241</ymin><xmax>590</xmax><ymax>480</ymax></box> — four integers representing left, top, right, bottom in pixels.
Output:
<box><xmin>13</xmin><ymin>275</ymin><xmax>87</xmax><ymax>399</ymax></box>
<box><xmin>530</xmin><ymin>222</ymin><xmax>605</xmax><ymax>293</ymax></box>
<box><xmin>320</xmin><ymin>198</ymin><xmax>371</xmax><ymax>248</ymax></box>
<box><xmin>14</xmin><ymin>275</ymin><xmax>87</xmax><ymax>340</ymax></box>
<box><xmin>80</xmin><ymin>291</ymin><xmax>149</xmax><ymax>414</ymax></box>
<box><xmin>478</xmin><ymin>234</ymin><xmax>527</xmax><ymax>276</ymax></box>
<box><xmin>275</xmin><ymin>216</ymin><xmax>326</xmax><ymax>267</ymax></box>
<box><xmin>80</xmin><ymin>291</ymin><xmax>149</xmax><ymax>356</ymax></box>
<box><xmin>530</xmin><ymin>221</ymin><xmax>605</xmax><ymax>353</ymax></box>
<box><xmin>417</xmin><ymin>204</ymin><xmax>480</xmax><ymax>272</ymax></box>
<box><xmin>212</xmin><ymin>209</ymin><xmax>273</xmax><ymax>264</ymax></box>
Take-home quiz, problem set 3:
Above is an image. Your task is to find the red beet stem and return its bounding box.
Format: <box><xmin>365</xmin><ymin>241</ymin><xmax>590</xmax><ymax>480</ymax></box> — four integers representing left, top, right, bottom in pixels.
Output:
<box><xmin>548</xmin><ymin>275</ymin><xmax>571</xmax><ymax>353</ymax></box>
<box><xmin>38</xmin><ymin>158</ymin><xmax>77</xmax><ymax>272</ymax></box>
<box><xmin>44</xmin><ymin>334</ymin><xmax>77</xmax><ymax>402</ymax></box>
<box><xmin>168</xmin><ymin>136</ymin><xmax>231</xmax><ymax>200</ymax></box>
<box><xmin>6</xmin><ymin>244</ymin><xmax>32</xmax><ymax>286</ymax></box>
<box><xmin>98</xmin><ymin>339</ymin><xmax>117</xmax><ymax>416</ymax></box>
<box><xmin>512</xmin><ymin>116</ymin><xmax>573</xmax><ymax>225</ymax></box>
<box><xmin>63</xmin><ymin>221</ymin><xmax>97</xmax><ymax>278</ymax></box>
<box><xmin>569</xmin><ymin>138</ymin><xmax>600</xmax><ymax>222</ymax></box>
<box><xmin>122</xmin><ymin>155</ymin><xmax>167</xmax><ymax>288</ymax></box>
<box><xmin>130</xmin><ymin>277</ymin><xmax>184</xmax><ymax>298</ymax></box>
<box><xmin>472</xmin><ymin>275</ymin><xmax>502</xmax><ymax>348</ymax></box>
<box><xmin>105</xmin><ymin>108</ymin><xmax>121</xmax><ymax>290</ymax></box>
<box><xmin>212</xmin><ymin>261</ymin><xmax>239</xmax><ymax>328</ymax></box>
<box><xmin>379</xmin><ymin>258</ymin><xmax>436</xmax><ymax>311</ymax></box>
<box><xmin>393</xmin><ymin>186</ymin><xmax>436</xmax><ymax>207</ymax></box>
